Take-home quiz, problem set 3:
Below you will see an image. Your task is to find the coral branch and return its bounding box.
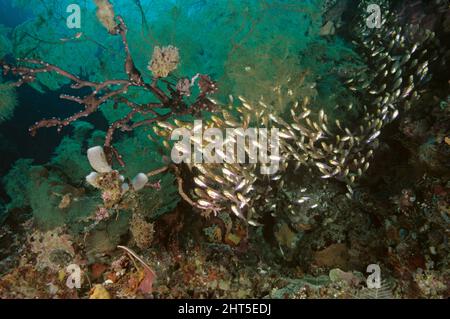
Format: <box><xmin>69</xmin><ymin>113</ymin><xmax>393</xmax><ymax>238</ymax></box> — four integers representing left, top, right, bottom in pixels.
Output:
<box><xmin>0</xmin><ymin>16</ymin><xmax>218</xmax><ymax>167</ymax></box>
<box><xmin>146</xmin><ymin>166</ymin><xmax>169</xmax><ymax>178</ymax></box>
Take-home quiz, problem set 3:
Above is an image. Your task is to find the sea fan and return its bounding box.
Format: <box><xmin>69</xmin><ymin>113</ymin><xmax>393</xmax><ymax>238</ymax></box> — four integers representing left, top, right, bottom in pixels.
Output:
<box><xmin>0</xmin><ymin>83</ymin><xmax>18</xmax><ymax>123</ymax></box>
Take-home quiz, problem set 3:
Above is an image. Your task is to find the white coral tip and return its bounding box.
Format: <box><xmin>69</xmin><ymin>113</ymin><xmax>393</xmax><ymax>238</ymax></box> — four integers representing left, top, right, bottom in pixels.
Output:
<box><xmin>121</xmin><ymin>183</ymin><xmax>130</xmax><ymax>194</ymax></box>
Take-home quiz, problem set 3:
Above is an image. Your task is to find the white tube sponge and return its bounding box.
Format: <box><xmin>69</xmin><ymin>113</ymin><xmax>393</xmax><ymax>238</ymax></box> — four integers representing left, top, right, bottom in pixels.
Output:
<box><xmin>87</xmin><ymin>146</ymin><xmax>112</xmax><ymax>173</ymax></box>
<box><xmin>132</xmin><ymin>173</ymin><xmax>148</xmax><ymax>191</ymax></box>
<box><xmin>121</xmin><ymin>183</ymin><xmax>130</xmax><ymax>194</ymax></box>
<box><xmin>86</xmin><ymin>172</ymin><xmax>100</xmax><ymax>188</ymax></box>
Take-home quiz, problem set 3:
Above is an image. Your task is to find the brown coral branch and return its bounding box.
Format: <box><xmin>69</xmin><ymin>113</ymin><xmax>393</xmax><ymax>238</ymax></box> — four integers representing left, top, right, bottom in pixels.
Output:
<box><xmin>0</xmin><ymin>15</ymin><xmax>218</xmax><ymax>168</ymax></box>
<box><xmin>147</xmin><ymin>166</ymin><xmax>169</xmax><ymax>178</ymax></box>
<box><xmin>28</xmin><ymin>84</ymin><xmax>131</xmax><ymax>136</ymax></box>
<box><xmin>6</xmin><ymin>58</ymin><xmax>130</xmax><ymax>91</ymax></box>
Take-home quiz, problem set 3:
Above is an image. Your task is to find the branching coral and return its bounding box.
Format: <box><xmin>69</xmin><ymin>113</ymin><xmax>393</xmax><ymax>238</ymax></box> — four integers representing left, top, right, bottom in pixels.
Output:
<box><xmin>0</xmin><ymin>16</ymin><xmax>217</xmax><ymax>167</ymax></box>
<box><xmin>1</xmin><ymin>1</ymin><xmax>447</xmax><ymax>232</ymax></box>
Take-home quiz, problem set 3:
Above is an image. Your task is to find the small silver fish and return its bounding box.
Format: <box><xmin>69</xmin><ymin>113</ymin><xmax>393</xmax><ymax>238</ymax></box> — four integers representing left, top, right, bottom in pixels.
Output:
<box><xmin>366</xmin><ymin>130</ymin><xmax>381</xmax><ymax>144</ymax></box>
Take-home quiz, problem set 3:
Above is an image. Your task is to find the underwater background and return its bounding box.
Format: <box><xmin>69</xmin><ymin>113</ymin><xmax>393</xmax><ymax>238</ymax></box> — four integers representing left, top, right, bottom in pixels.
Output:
<box><xmin>0</xmin><ymin>0</ymin><xmax>449</xmax><ymax>298</ymax></box>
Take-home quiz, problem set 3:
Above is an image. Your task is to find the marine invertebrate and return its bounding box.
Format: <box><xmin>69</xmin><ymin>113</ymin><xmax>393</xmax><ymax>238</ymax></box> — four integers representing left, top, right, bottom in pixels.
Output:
<box><xmin>11</xmin><ymin>122</ymin><xmax>181</xmax><ymax>230</ymax></box>
<box><xmin>1</xmin><ymin>16</ymin><xmax>216</xmax><ymax>167</ymax></box>
<box><xmin>1</xmin><ymin>0</ymin><xmax>447</xmax><ymax>234</ymax></box>
<box><xmin>94</xmin><ymin>207</ymin><xmax>110</xmax><ymax>222</ymax></box>
<box><xmin>148</xmin><ymin>45</ymin><xmax>180</xmax><ymax>78</ymax></box>
<box><xmin>131</xmin><ymin>173</ymin><xmax>149</xmax><ymax>192</ymax></box>
<box><xmin>87</xmin><ymin>169</ymin><xmax>124</xmax><ymax>208</ymax></box>
<box><xmin>129</xmin><ymin>213</ymin><xmax>154</xmax><ymax>250</ymax></box>
<box><xmin>28</xmin><ymin>228</ymin><xmax>75</xmax><ymax>272</ymax></box>
<box><xmin>87</xmin><ymin>146</ymin><xmax>113</xmax><ymax>174</ymax></box>
<box><xmin>94</xmin><ymin>0</ymin><xmax>119</xmax><ymax>34</ymax></box>
<box><xmin>85</xmin><ymin>146</ymin><xmax>158</xmax><ymax>208</ymax></box>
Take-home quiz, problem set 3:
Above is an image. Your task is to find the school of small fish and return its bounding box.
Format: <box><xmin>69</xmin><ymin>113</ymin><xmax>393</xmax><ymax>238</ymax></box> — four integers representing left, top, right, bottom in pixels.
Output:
<box><xmin>153</xmin><ymin>1</ymin><xmax>446</xmax><ymax>226</ymax></box>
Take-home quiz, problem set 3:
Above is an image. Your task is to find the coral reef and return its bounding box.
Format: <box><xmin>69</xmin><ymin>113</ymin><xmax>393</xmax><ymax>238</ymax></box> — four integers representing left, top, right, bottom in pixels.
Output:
<box><xmin>0</xmin><ymin>0</ymin><xmax>448</xmax><ymax>300</ymax></box>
